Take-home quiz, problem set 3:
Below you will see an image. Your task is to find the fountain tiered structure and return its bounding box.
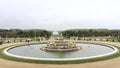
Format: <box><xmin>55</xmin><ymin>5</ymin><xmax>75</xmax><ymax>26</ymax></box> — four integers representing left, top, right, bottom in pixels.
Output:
<box><xmin>41</xmin><ymin>37</ymin><xmax>80</xmax><ymax>51</ymax></box>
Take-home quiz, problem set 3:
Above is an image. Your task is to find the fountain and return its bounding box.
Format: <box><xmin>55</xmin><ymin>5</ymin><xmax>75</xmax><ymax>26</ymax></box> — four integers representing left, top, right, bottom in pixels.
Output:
<box><xmin>40</xmin><ymin>37</ymin><xmax>81</xmax><ymax>51</ymax></box>
<box><xmin>3</xmin><ymin>32</ymin><xmax>118</xmax><ymax>61</ymax></box>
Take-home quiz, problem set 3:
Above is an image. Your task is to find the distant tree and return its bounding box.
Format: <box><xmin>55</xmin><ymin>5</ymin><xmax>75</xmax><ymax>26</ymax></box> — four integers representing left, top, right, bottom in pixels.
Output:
<box><xmin>0</xmin><ymin>29</ymin><xmax>52</xmax><ymax>39</ymax></box>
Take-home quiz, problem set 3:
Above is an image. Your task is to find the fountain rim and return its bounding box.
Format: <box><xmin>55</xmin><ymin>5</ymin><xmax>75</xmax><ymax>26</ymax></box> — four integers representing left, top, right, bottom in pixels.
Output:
<box><xmin>3</xmin><ymin>43</ymin><xmax>118</xmax><ymax>61</ymax></box>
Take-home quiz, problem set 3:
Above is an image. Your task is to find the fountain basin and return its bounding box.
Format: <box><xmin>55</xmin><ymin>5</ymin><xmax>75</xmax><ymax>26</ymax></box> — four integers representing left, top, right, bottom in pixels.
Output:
<box><xmin>3</xmin><ymin>43</ymin><xmax>118</xmax><ymax>61</ymax></box>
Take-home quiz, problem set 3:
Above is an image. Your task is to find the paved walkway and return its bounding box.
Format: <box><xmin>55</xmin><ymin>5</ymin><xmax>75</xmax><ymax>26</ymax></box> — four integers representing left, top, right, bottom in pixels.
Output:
<box><xmin>0</xmin><ymin>41</ymin><xmax>120</xmax><ymax>68</ymax></box>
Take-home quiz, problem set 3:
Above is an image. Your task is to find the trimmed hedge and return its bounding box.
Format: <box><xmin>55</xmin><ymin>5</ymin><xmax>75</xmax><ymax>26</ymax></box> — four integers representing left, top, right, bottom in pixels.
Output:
<box><xmin>0</xmin><ymin>41</ymin><xmax>3</xmax><ymax>45</ymax></box>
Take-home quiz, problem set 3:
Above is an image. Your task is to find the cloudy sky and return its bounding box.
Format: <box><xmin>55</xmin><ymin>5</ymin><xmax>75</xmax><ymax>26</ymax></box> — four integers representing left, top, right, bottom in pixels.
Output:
<box><xmin>0</xmin><ymin>0</ymin><xmax>120</xmax><ymax>31</ymax></box>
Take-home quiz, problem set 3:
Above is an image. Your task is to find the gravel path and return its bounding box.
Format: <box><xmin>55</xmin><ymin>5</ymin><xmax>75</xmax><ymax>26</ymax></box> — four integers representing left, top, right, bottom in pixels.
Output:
<box><xmin>0</xmin><ymin>41</ymin><xmax>120</xmax><ymax>68</ymax></box>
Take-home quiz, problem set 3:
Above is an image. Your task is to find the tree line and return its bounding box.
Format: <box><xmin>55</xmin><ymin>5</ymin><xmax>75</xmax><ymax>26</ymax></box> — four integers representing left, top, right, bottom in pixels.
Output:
<box><xmin>60</xmin><ymin>29</ymin><xmax>120</xmax><ymax>38</ymax></box>
<box><xmin>0</xmin><ymin>29</ymin><xmax>52</xmax><ymax>39</ymax></box>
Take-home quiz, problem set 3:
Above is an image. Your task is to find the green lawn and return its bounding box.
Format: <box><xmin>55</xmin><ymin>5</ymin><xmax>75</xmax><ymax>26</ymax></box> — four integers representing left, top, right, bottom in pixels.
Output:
<box><xmin>0</xmin><ymin>45</ymin><xmax>120</xmax><ymax>64</ymax></box>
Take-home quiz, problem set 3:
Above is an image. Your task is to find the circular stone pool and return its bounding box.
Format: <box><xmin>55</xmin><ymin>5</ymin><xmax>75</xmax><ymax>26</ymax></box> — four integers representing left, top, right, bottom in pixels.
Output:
<box><xmin>4</xmin><ymin>43</ymin><xmax>118</xmax><ymax>61</ymax></box>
